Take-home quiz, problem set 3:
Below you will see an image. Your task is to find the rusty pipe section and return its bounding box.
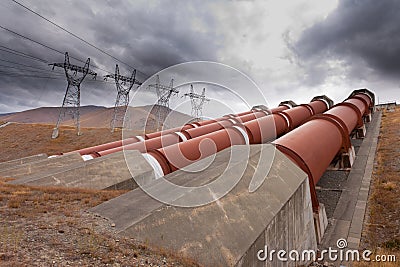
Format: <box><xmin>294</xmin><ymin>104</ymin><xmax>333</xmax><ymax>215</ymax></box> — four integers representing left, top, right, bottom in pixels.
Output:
<box><xmin>143</xmin><ymin>97</ymin><xmax>327</xmax><ymax>176</ymax></box>
<box><xmin>144</xmin><ymin>108</ymin><xmax>269</xmax><ymax>140</ymax></box>
<box><xmin>273</xmin><ymin>91</ymin><xmax>374</xmax><ymax>211</ymax></box>
<box><xmin>73</xmin><ymin>109</ymin><xmax>271</xmax><ymax>158</ymax></box>
<box><xmin>97</xmin><ymin>110</ymin><xmax>268</xmax><ymax>157</ymax></box>
<box><xmin>65</xmin><ymin>136</ymin><xmax>144</xmax><ymax>157</ymax></box>
<box><xmin>244</xmin><ymin>98</ymin><xmax>330</xmax><ymax>144</ymax></box>
<box><xmin>97</xmin><ymin>119</ymin><xmax>239</xmax><ymax>157</ymax></box>
<box><xmin>276</xmin><ymin>99</ymin><xmax>330</xmax><ymax>130</ymax></box>
<box><xmin>70</xmin><ymin>99</ymin><xmax>309</xmax><ymax>160</ymax></box>
<box><xmin>243</xmin><ymin>114</ymin><xmax>288</xmax><ymax>144</ymax></box>
<box><xmin>144</xmin><ymin>124</ymin><xmax>195</xmax><ymax>139</ymax></box>
<box><xmin>270</xmin><ymin>105</ymin><xmax>289</xmax><ymax>113</ymax></box>
<box><xmin>146</xmin><ymin>126</ymin><xmax>249</xmax><ymax>175</ymax></box>
<box><xmin>97</xmin><ymin>132</ymin><xmax>185</xmax><ymax>157</ymax></box>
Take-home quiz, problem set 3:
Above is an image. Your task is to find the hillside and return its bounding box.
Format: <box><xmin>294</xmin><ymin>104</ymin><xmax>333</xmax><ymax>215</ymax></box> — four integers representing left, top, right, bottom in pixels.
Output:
<box><xmin>0</xmin><ymin>105</ymin><xmax>192</xmax><ymax>130</ymax></box>
<box><xmin>0</xmin><ymin>123</ymin><xmax>141</xmax><ymax>162</ymax></box>
<box><xmin>0</xmin><ymin>106</ymin><xmax>105</xmax><ymax>125</ymax></box>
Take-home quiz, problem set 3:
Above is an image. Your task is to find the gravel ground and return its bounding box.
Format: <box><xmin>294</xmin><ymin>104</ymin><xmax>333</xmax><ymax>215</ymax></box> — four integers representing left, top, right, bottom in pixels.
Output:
<box><xmin>315</xmin><ymin>127</ymin><xmax>370</xmax><ymax>220</ymax></box>
<box><xmin>316</xmin><ymin>170</ymin><xmax>349</xmax><ymax>219</ymax></box>
<box><xmin>352</xmin><ymin>139</ymin><xmax>363</xmax><ymax>154</ymax></box>
<box><xmin>0</xmin><ymin>179</ymin><xmax>199</xmax><ymax>267</ymax></box>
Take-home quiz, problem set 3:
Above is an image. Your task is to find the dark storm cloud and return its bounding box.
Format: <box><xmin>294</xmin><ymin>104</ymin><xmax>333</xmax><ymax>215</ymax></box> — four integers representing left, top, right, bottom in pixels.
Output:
<box><xmin>0</xmin><ymin>0</ymin><xmax>220</xmax><ymax>113</ymax></box>
<box><xmin>88</xmin><ymin>1</ymin><xmax>220</xmax><ymax>76</ymax></box>
<box><xmin>294</xmin><ymin>0</ymin><xmax>400</xmax><ymax>80</ymax></box>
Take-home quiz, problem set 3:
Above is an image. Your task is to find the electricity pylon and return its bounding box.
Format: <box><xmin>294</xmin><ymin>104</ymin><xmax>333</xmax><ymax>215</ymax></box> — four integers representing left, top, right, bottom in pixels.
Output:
<box><xmin>184</xmin><ymin>84</ymin><xmax>210</xmax><ymax>121</ymax></box>
<box><xmin>50</xmin><ymin>52</ymin><xmax>97</xmax><ymax>139</ymax></box>
<box><xmin>147</xmin><ymin>75</ymin><xmax>178</xmax><ymax>130</ymax></box>
<box><xmin>104</xmin><ymin>64</ymin><xmax>141</xmax><ymax>132</ymax></box>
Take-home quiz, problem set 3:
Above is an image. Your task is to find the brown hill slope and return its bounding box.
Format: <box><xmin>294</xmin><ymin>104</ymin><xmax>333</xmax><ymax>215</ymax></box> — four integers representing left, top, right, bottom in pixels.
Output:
<box><xmin>1</xmin><ymin>105</ymin><xmax>192</xmax><ymax>130</ymax></box>
<box><xmin>0</xmin><ymin>123</ymin><xmax>145</xmax><ymax>162</ymax></box>
<box><xmin>0</xmin><ymin>106</ymin><xmax>105</xmax><ymax>125</ymax></box>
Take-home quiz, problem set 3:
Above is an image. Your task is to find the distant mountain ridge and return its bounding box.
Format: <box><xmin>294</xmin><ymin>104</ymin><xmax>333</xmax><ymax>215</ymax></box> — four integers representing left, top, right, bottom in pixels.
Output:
<box><xmin>0</xmin><ymin>105</ymin><xmax>192</xmax><ymax>130</ymax></box>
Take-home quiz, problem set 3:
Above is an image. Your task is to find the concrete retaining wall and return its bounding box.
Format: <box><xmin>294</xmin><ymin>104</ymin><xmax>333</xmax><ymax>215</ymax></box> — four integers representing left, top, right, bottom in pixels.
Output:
<box><xmin>0</xmin><ymin>153</ymin><xmax>48</xmax><ymax>172</ymax></box>
<box><xmin>0</xmin><ymin>153</ymin><xmax>83</xmax><ymax>179</ymax></box>
<box><xmin>10</xmin><ymin>150</ymin><xmax>154</xmax><ymax>190</ymax></box>
<box><xmin>92</xmin><ymin>144</ymin><xmax>317</xmax><ymax>266</ymax></box>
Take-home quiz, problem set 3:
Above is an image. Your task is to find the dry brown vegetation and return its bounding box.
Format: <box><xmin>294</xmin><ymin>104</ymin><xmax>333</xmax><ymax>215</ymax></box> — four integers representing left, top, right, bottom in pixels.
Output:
<box><xmin>0</xmin><ymin>177</ymin><xmax>199</xmax><ymax>266</ymax></box>
<box><xmin>0</xmin><ymin>122</ymin><xmax>199</xmax><ymax>266</ymax></box>
<box><xmin>0</xmin><ymin>123</ymin><xmax>144</xmax><ymax>163</ymax></box>
<box><xmin>356</xmin><ymin>107</ymin><xmax>400</xmax><ymax>266</ymax></box>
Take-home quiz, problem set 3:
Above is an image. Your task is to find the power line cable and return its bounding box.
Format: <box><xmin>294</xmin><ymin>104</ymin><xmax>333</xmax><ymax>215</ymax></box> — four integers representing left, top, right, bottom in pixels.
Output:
<box><xmin>0</xmin><ymin>45</ymin><xmax>48</xmax><ymax>63</ymax></box>
<box><xmin>0</xmin><ymin>62</ymin><xmax>64</xmax><ymax>75</ymax></box>
<box><xmin>0</xmin><ymin>58</ymin><xmax>54</xmax><ymax>70</ymax></box>
<box><xmin>0</xmin><ymin>25</ymin><xmax>113</xmax><ymax>75</ymax></box>
<box><xmin>0</xmin><ymin>25</ymin><xmax>64</xmax><ymax>55</ymax></box>
<box><xmin>0</xmin><ymin>69</ymin><xmax>63</xmax><ymax>79</ymax></box>
<box><xmin>11</xmin><ymin>0</ymin><xmax>150</xmax><ymax>79</ymax></box>
<box><xmin>0</xmin><ymin>64</ymin><xmax>114</xmax><ymax>84</ymax></box>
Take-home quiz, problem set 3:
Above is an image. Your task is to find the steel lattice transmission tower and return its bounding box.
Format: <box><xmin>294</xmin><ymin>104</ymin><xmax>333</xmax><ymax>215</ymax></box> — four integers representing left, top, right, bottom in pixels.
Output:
<box><xmin>148</xmin><ymin>75</ymin><xmax>178</xmax><ymax>130</ymax></box>
<box><xmin>105</xmin><ymin>64</ymin><xmax>142</xmax><ymax>132</ymax></box>
<box><xmin>184</xmin><ymin>84</ymin><xmax>210</xmax><ymax>121</ymax></box>
<box><xmin>50</xmin><ymin>52</ymin><xmax>97</xmax><ymax>139</ymax></box>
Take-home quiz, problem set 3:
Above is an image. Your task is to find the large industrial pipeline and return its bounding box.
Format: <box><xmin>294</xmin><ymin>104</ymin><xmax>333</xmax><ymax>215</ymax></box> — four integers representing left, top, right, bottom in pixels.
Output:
<box><xmin>64</xmin><ymin>103</ymin><xmax>286</xmax><ymax>158</ymax></box>
<box><xmin>273</xmin><ymin>89</ymin><xmax>374</xmax><ymax>211</ymax></box>
<box><xmin>63</xmin><ymin>97</ymin><xmax>330</xmax><ymax>164</ymax></box>
<box><xmin>87</xmin><ymin>110</ymin><xmax>270</xmax><ymax>158</ymax></box>
<box><xmin>141</xmin><ymin>97</ymin><xmax>331</xmax><ymax>176</ymax></box>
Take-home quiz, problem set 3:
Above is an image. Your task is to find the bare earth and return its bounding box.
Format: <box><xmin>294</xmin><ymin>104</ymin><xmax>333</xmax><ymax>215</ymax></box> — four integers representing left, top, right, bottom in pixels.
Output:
<box><xmin>0</xmin><ymin>123</ymin><xmax>133</xmax><ymax>162</ymax></box>
<box><xmin>0</xmin><ymin>123</ymin><xmax>199</xmax><ymax>266</ymax></box>
<box><xmin>0</xmin><ymin>179</ymin><xmax>198</xmax><ymax>266</ymax></box>
<box><xmin>356</xmin><ymin>107</ymin><xmax>400</xmax><ymax>266</ymax></box>
<box><xmin>1</xmin><ymin>108</ymin><xmax>399</xmax><ymax>266</ymax></box>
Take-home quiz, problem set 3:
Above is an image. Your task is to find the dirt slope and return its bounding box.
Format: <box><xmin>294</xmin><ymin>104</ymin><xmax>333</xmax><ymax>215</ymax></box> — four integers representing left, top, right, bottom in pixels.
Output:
<box><xmin>1</xmin><ymin>105</ymin><xmax>192</xmax><ymax>130</ymax></box>
<box><xmin>0</xmin><ymin>123</ymin><xmax>140</xmax><ymax>162</ymax></box>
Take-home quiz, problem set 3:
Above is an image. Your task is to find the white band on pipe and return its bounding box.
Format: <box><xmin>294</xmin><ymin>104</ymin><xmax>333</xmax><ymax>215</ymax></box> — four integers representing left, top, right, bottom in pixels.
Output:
<box><xmin>136</xmin><ymin>135</ymin><xmax>145</xmax><ymax>142</ymax></box>
<box><xmin>259</xmin><ymin>110</ymin><xmax>270</xmax><ymax>116</ymax></box>
<box><xmin>228</xmin><ymin>118</ymin><xmax>237</xmax><ymax>125</ymax></box>
<box><xmin>231</xmin><ymin>125</ymin><xmax>250</xmax><ymax>145</ymax></box>
<box><xmin>362</xmin><ymin>92</ymin><xmax>373</xmax><ymax>103</ymax></box>
<box><xmin>81</xmin><ymin>155</ymin><xmax>94</xmax><ymax>161</ymax></box>
<box><xmin>252</xmin><ymin>107</ymin><xmax>271</xmax><ymax>115</ymax></box>
<box><xmin>142</xmin><ymin>153</ymin><xmax>164</xmax><ymax>179</ymax></box>
<box><xmin>174</xmin><ymin>131</ymin><xmax>188</xmax><ymax>141</ymax></box>
<box><xmin>318</xmin><ymin>98</ymin><xmax>330</xmax><ymax>110</ymax></box>
<box><xmin>190</xmin><ymin>123</ymin><xmax>199</xmax><ymax>128</ymax></box>
<box><xmin>303</xmin><ymin>104</ymin><xmax>315</xmax><ymax>115</ymax></box>
<box><xmin>281</xmin><ymin>103</ymin><xmax>292</xmax><ymax>109</ymax></box>
<box><xmin>224</xmin><ymin>114</ymin><xmax>236</xmax><ymax>119</ymax></box>
<box><xmin>279</xmin><ymin>112</ymin><xmax>291</xmax><ymax>129</ymax></box>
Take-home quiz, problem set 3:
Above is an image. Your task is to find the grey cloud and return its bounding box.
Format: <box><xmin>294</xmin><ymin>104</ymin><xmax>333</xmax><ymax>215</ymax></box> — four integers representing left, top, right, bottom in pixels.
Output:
<box><xmin>294</xmin><ymin>0</ymin><xmax>400</xmax><ymax>78</ymax></box>
<box><xmin>0</xmin><ymin>0</ymin><xmax>220</xmax><ymax>113</ymax></box>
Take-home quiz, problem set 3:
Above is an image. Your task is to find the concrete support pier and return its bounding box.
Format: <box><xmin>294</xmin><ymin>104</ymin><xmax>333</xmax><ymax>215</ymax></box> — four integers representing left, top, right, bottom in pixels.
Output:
<box><xmin>92</xmin><ymin>144</ymin><xmax>318</xmax><ymax>266</ymax></box>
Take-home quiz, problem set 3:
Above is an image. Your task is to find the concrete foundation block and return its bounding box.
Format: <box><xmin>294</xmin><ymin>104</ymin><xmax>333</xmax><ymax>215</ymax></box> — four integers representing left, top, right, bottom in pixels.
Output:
<box><xmin>92</xmin><ymin>144</ymin><xmax>318</xmax><ymax>266</ymax></box>
<box><xmin>0</xmin><ymin>153</ymin><xmax>48</xmax><ymax>172</ymax></box>
<box><xmin>328</xmin><ymin>146</ymin><xmax>355</xmax><ymax>170</ymax></box>
<box><xmin>10</xmin><ymin>150</ymin><xmax>155</xmax><ymax>190</ymax></box>
<box><xmin>355</xmin><ymin>125</ymin><xmax>366</xmax><ymax>139</ymax></box>
<box><xmin>0</xmin><ymin>153</ymin><xmax>83</xmax><ymax>179</ymax></box>
<box><xmin>313</xmin><ymin>204</ymin><xmax>328</xmax><ymax>244</ymax></box>
<box><xmin>364</xmin><ymin>113</ymin><xmax>372</xmax><ymax>123</ymax></box>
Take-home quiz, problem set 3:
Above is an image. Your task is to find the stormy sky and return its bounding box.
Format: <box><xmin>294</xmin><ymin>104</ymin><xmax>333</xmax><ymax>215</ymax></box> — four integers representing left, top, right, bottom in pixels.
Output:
<box><xmin>0</xmin><ymin>0</ymin><xmax>399</xmax><ymax>116</ymax></box>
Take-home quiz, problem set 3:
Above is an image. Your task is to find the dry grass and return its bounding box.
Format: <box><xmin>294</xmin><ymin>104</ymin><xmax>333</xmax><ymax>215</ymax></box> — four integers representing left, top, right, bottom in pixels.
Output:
<box><xmin>0</xmin><ymin>177</ymin><xmax>200</xmax><ymax>266</ymax></box>
<box><xmin>357</xmin><ymin>107</ymin><xmax>400</xmax><ymax>266</ymax></box>
<box><xmin>0</xmin><ymin>123</ymin><xmax>144</xmax><ymax>163</ymax></box>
